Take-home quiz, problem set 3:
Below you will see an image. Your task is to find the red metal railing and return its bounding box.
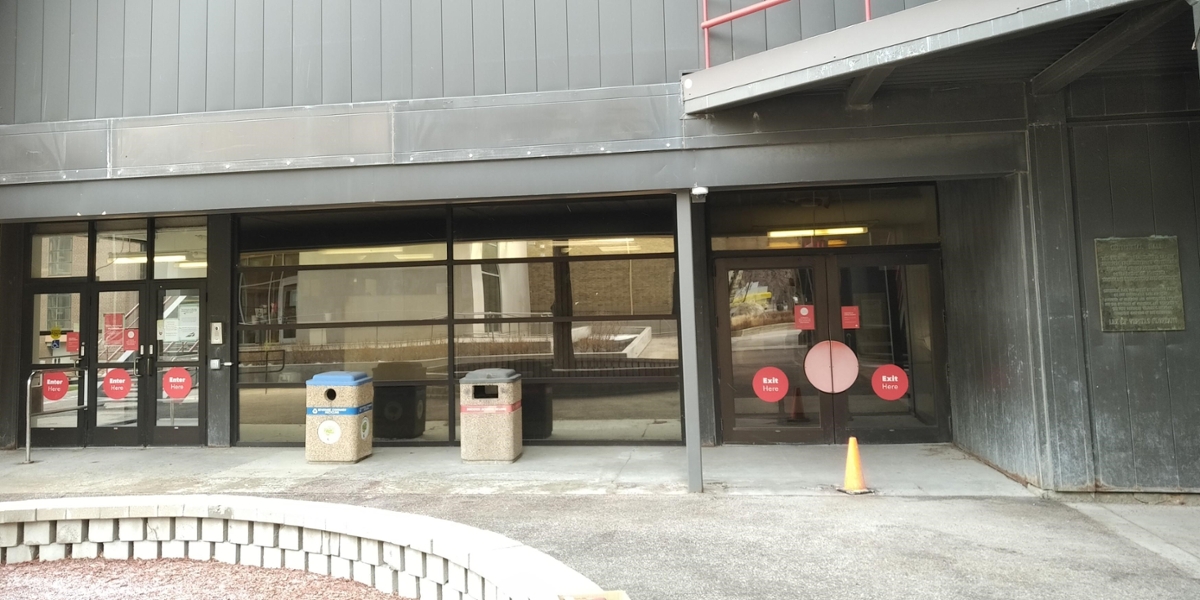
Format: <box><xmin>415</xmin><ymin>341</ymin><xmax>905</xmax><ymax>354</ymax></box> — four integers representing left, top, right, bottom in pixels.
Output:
<box><xmin>701</xmin><ymin>0</ymin><xmax>874</xmax><ymax>68</ymax></box>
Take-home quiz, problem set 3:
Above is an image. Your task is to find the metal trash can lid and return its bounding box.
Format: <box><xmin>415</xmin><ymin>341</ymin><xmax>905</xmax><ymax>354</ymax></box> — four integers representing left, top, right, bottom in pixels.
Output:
<box><xmin>460</xmin><ymin>368</ymin><xmax>522</xmax><ymax>383</ymax></box>
<box><xmin>307</xmin><ymin>371</ymin><xmax>373</xmax><ymax>386</ymax></box>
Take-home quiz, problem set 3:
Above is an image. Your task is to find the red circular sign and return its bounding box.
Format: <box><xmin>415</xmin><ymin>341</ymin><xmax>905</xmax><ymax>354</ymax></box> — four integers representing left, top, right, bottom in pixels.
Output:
<box><xmin>42</xmin><ymin>371</ymin><xmax>69</xmax><ymax>401</ymax></box>
<box><xmin>163</xmin><ymin>367</ymin><xmax>193</xmax><ymax>401</ymax></box>
<box><xmin>104</xmin><ymin>368</ymin><xmax>132</xmax><ymax>400</ymax></box>
<box><xmin>803</xmin><ymin>341</ymin><xmax>859</xmax><ymax>394</ymax></box>
<box><xmin>752</xmin><ymin>367</ymin><xmax>789</xmax><ymax>403</ymax></box>
<box><xmin>872</xmin><ymin>365</ymin><xmax>910</xmax><ymax>401</ymax></box>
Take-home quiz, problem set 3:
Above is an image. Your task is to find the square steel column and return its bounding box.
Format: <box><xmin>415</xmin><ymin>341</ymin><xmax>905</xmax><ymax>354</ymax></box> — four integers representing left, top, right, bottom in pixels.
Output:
<box><xmin>676</xmin><ymin>190</ymin><xmax>704</xmax><ymax>492</ymax></box>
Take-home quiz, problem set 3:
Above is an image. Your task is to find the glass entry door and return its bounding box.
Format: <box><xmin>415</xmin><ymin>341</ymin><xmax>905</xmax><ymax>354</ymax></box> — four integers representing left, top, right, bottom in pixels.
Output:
<box><xmin>152</xmin><ymin>284</ymin><xmax>205</xmax><ymax>444</ymax></box>
<box><xmin>716</xmin><ymin>252</ymin><xmax>949</xmax><ymax>444</ymax></box>
<box><xmin>91</xmin><ymin>287</ymin><xmax>147</xmax><ymax>445</ymax></box>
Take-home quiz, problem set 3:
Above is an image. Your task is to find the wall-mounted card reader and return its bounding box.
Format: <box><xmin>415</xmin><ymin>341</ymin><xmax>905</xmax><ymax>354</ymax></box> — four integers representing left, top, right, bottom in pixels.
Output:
<box><xmin>210</xmin><ymin>322</ymin><xmax>223</xmax><ymax>345</ymax></box>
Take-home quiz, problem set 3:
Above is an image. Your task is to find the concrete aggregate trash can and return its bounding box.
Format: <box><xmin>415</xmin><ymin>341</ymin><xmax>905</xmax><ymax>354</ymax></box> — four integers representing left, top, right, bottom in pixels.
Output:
<box><xmin>306</xmin><ymin>371</ymin><xmax>373</xmax><ymax>463</ymax></box>
<box><xmin>460</xmin><ymin>368</ymin><xmax>523</xmax><ymax>463</ymax></box>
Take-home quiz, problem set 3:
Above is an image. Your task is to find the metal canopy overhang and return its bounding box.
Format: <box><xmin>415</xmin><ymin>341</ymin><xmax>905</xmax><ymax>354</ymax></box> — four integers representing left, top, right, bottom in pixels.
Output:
<box><xmin>681</xmin><ymin>0</ymin><xmax>1151</xmax><ymax>114</ymax></box>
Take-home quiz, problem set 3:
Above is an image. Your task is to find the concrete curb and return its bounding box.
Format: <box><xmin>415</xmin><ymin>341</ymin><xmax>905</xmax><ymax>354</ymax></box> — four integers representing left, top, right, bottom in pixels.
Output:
<box><xmin>0</xmin><ymin>495</ymin><xmax>605</xmax><ymax>600</ymax></box>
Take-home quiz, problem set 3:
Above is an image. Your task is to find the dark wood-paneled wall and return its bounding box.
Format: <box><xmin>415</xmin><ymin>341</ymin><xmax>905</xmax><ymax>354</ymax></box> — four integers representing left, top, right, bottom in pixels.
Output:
<box><xmin>1071</xmin><ymin>119</ymin><xmax>1200</xmax><ymax>491</ymax></box>
<box><xmin>939</xmin><ymin>177</ymin><xmax>1046</xmax><ymax>486</ymax></box>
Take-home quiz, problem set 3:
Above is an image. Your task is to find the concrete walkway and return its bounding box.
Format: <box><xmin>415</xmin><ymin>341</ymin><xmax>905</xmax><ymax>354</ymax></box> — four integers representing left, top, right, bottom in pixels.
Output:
<box><xmin>2</xmin><ymin>444</ymin><xmax>1198</xmax><ymax>600</ymax></box>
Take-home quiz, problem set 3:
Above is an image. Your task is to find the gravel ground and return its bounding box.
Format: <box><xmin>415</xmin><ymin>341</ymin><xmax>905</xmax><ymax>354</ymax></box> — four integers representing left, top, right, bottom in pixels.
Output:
<box><xmin>0</xmin><ymin>559</ymin><xmax>408</xmax><ymax>600</ymax></box>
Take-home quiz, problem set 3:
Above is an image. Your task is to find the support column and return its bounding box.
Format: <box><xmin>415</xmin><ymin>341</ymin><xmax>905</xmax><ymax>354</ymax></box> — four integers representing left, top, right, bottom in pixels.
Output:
<box><xmin>1025</xmin><ymin>91</ymin><xmax>1094</xmax><ymax>490</ymax></box>
<box><xmin>676</xmin><ymin>191</ymin><xmax>704</xmax><ymax>492</ymax></box>
<box><xmin>0</xmin><ymin>224</ymin><xmax>24</xmax><ymax>449</ymax></box>
<box><xmin>206</xmin><ymin>215</ymin><xmax>234</xmax><ymax>447</ymax></box>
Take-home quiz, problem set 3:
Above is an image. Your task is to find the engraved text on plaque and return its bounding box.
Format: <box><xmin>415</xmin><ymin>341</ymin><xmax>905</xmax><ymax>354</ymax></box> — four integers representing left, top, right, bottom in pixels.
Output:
<box><xmin>1095</xmin><ymin>236</ymin><xmax>1185</xmax><ymax>332</ymax></box>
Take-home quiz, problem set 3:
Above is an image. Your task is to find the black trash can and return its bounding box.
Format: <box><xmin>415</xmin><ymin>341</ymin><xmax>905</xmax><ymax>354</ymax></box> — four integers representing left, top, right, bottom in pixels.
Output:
<box><xmin>371</xmin><ymin>362</ymin><xmax>427</xmax><ymax>439</ymax></box>
<box><xmin>521</xmin><ymin>382</ymin><xmax>553</xmax><ymax>440</ymax></box>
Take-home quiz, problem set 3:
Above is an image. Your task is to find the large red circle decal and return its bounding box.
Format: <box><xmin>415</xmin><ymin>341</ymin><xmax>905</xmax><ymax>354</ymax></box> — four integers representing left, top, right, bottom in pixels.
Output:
<box><xmin>803</xmin><ymin>341</ymin><xmax>859</xmax><ymax>394</ymax></box>
<box><xmin>752</xmin><ymin>367</ymin><xmax>789</xmax><ymax>403</ymax></box>
<box><xmin>104</xmin><ymin>368</ymin><xmax>132</xmax><ymax>400</ymax></box>
<box><xmin>872</xmin><ymin>365</ymin><xmax>910</xmax><ymax>401</ymax></box>
<box><xmin>42</xmin><ymin>372</ymin><xmax>69</xmax><ymax>401</ymax></box>
<box><xmin>163</xmin><ymin>367</ymin><xmax>192</xmax><ymax>401</ymax></box>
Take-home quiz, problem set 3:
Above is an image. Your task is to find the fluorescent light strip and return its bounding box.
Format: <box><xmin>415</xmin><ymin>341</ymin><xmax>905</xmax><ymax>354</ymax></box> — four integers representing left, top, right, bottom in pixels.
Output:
<box><xmin>767</xmin><ymin>226</ymin><xmax>868</xmax><ymax>238</ymax></box>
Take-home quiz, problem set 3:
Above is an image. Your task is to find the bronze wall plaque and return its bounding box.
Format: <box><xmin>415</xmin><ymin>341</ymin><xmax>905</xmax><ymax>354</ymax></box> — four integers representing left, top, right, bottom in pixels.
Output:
<box><xmin>1095</xmin><ymin>236</ymin><xmax>1185</xmax><ymax>332</ymax></box>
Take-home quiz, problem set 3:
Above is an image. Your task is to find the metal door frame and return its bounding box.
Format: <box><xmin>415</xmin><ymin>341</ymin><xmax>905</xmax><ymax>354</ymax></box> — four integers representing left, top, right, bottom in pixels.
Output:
<box><xmin>714</xmin><ymin>256</ymin><xmax>836</xmax><ymax>444</ymax></box>
<box><xmin>714</xmin><ymin>250</ymin><xmax>951</xmax><ymax>445</ymax></box>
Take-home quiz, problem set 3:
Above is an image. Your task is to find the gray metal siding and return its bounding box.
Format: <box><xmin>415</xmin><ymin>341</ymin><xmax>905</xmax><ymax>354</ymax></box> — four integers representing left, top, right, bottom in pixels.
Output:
<box><xmin>177</xmin><ymin>0</ymin><xmax>207</xmax><ymax>113</ymax></box>
<box><xmin>236</xmin><ymin>0</ymin><xmax>266</xmax><ymax>109</ymax></box>
<box><xmin>263</xmin><ymin>0</ymin><xmax>293</xmax><ymax>107</ymax></box>
<box><xmin>503</xmin><ymin>0</ymin><xmax>536</xmax><ymax>93</ymax></box>
<box><xmin>380</xmin><ymin>0</ymin><xmax>412</xmax><ymax>100</ymax></box>
<box><xmin>349</xmin><ymin>0</ymin><xmax>381</xmax><ymax>102</ymax></box>
<box><xmin>123</xmin><ymin>0</ymin><xmax>152</xmax><ymax>117</ymax></box>
<box><xmin>68</xmin><ymin>0</ymin><xmax>99</xmax><ymax>121</ymax></box>
<box><xmin>41</xmin><ymin>0</ymin><xmax>69</xmax><ymax>122</ymax></box>
<box><xmin>149</xmin><ymin>0</ymin><xmax>179</xmax><ymax>116</ymax></box>
<box><xmin>207</xmin><ymin>0</ymin><xmax>237</xmax><ymax>111</ymax></box>
<box><xmin>321</xmin><ymin>0</ymin><xmax>351</xmax><ymax>104</ymax></box>
<box><xmin>95</xmin><ymin>0</ymin><xmax>123</xmax><ymax>117</ymax></box>
<box><xmin>472</xmin><ymin>0</ymin><xmax>505</xmax><ymax>96</ymax></box>
<box><xmin>442</xmin><ymin>0</ymin><xmax>474</xmax><ymax>98</ymax></box>
<box><xmin>0</xmin><ymin>0</ymin><xmax>929</xmax><ymax>123</ymax></box>
<box><xmin>0</xmin><ymin>1</ymin><xmax>17</xmax><ymax>124</ymax></box>
<box><xmin>939</xmin><ymin>177</ymin><xmax>1044</xmax><ymax>486</ymax></box>
<box><xmin>1072</xmin><ymin>120</ymin><xmax>1200</xmax><ymax>491</ymax></box>
<box><xmin>292</xmin><ymin>0</ymin><xmax>322</xmax><ymax>106</ymax></box>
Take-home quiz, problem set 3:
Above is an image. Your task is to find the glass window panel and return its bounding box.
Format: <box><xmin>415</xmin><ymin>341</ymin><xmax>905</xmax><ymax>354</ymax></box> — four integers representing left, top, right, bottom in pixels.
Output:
<box><xmin>570</xmin><ymin>259</ymin><xmax>675</xmax><ymax>316</ymax></box>
<box><xmin>96</xmin><ymin>290</ymin><xmax>140</xmax><ymax>363</ymax></box>
<box><xmin>30</xmin><ymin>370</ymin><xmax>83</xmax><ymax>429</ymax></box>
<box><xmin>453</xmin><ymin>263</ymin><xmax>554</xmax><ymax>319</ymax></box>
<box><xmin>452</xmin><ymin>259</ymin><xmax>675</xmax><ymax>319</ymax></box>
<box><xmin>728</xmin><ymin>268</ymin><xmax>823</xmax><ymax>430</ymax></box>
<box><xmin>453</xmin><ymin>381</ymin><xmax>681</xmax><ymax>442</ymax></box>
<box><xmin>31</xmin><ymin>293</ymin><xmax>81</xmax><ymax>365</ymax></box>
<box><xmin>160</xmin><ymin>289</ymin><xmax>202</xmax><ymax>362</ymax></box>
<box><xmin>711</xmin><ymin>185</ymin><xmax>939</xmax><ymax>250</ymax></box>
<box><xmin>155</xmin><ymin>217</ymin><xmax>208</xmax><ymax>279</ymax></box>
<box><xmin>30</xmin><ymin>223</ymin><xmax>88</xmax><ymax>278</ymax></box>
<box><xmin>237</xmin><ymin>325</ymin><xmax>450</xmax><ymax>385</ymax></box>
<box><xmin>96</xmin><ymin>367</ymin><xmax>139</xmax><ymax>428</ymax></box>
<box><xmin>452</xmin><ymin>236</ymin><xmax>674</xmax><ymax>260</ymax></box>
<box><xmin>239</xmin><ymin>242</ymin><xmax>447</xmax><ymax>267</ymax></box>
<box><xmin>238</xmin><ymin>386</ymin><xmax>306</xmax><ymax>443</ymax></box>
<box><xmin>453</xmin><ymin>320</ymin><xmax>678</xmax><ymax>378</ymax></box>
<box><xmin>95</xmin><ymin>220</ymin><xmax>148</xmax><ymax>281</ymax></box>
<box><xmin>157</xmin><ymin>366</ymin><xmax>200</xmax><ymax>427</ymax></box>
<box><xmin>238</xmin><ymin>384</ymin><xmax>450</xmax><ymax>443</ymax></box>
<box><xmin>839</xmin><ymin>264</ymin><xmax>938</xmax><ymax>430</ymax></box>
<box><xmin>239</xmin><ymin>266</ymin><xmax>447</xmax><ymax>325</ymax></box>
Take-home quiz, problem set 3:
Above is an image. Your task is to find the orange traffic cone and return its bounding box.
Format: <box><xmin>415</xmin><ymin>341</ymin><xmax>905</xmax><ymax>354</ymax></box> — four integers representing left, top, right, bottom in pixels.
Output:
<box><xmin>838</xmin><ymin>437</ymin><xmax>872</xmax><ymax>495</ymax></box>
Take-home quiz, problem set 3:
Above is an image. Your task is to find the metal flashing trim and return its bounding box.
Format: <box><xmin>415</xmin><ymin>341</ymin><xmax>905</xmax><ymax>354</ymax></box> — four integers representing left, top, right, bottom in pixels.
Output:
<box><xmin>0</xmin><ymin>85</ymin><xmax>682</xmax><ymax>186</ymax></box>
<box><xmin>681</xmin><ymin>0</ymin><xmax>1145</xmax><ymax>114</ymax></box>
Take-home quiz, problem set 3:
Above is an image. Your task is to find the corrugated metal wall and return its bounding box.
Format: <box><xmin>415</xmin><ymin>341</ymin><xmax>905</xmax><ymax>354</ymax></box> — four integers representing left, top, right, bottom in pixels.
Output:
<box><xmin>938</xmin><ymin>177</ymin><xmax>1046</xmax><ymax>487</ymax></box>
<box><xmin>0</xmin><ymin>0</ymin><xmax>938</xmax><ymax>125</ymax></box>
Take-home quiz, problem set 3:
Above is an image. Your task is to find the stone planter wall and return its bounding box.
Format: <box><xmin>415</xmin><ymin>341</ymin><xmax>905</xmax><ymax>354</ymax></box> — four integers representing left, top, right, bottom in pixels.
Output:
<box><xmin>0</xmin><ymin>495</ymin><xmax>604</xmax><ymax>600</ymax></box>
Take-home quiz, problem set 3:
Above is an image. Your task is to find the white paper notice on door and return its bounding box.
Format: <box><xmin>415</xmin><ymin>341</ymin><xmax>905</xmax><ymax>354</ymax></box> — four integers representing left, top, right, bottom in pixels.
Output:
<box><xmin>163</xmin><ymin>318</ymin><xmax>180</xmax><ymax>342</ymax></box>
<box><xmin>179</xmin><ymin>304</ymin><xmax>200</xmax><ymax>342</ymax></box>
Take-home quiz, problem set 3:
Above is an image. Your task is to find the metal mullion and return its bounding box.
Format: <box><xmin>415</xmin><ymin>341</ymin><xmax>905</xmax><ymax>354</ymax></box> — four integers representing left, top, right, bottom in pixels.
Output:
<box><xmin>445</xmin><ymin>205</ymin><xmax>457</xmax><ymax>444</ymax></box>
<box><xmin>450</xmin><ymin>314</ymin><xmax>679</xmax><ymax>325</ymax></box>
<box><xmin>455</xmin><ymin>252</ymin><xmax>677</xmax><ymax>266</ymax></box>
<box><xmin>237</xmin><ymin>259</ymin><xmax>450</xmax><ymax>273</ymax></box>
<box><xmin>236</xmin><ymin>319</ymin><xmax>451</xmax><ymax>331</ymax></box>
